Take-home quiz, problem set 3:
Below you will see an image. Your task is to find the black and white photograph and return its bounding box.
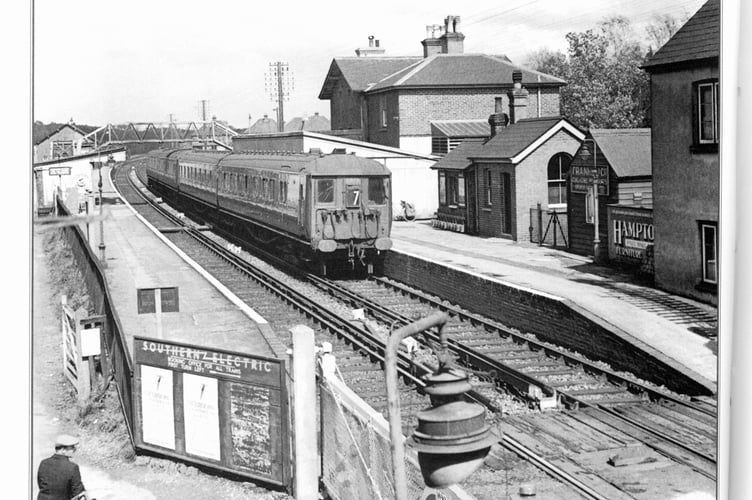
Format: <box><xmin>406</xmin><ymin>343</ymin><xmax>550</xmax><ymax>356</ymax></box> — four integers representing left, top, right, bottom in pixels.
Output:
<box><xmin>17</xmin><ymin>0</ymin><xmax>752</xmax><ymax>498</ymax></box>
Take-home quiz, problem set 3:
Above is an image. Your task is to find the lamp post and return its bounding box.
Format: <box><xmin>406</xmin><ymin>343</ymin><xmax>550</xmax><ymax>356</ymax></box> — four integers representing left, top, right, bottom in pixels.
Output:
<box><xmin>385</xmin><ymin>312</ymin><xmax>496</xmax><ymax>499</ymax></box>
<box><xmin>91</xmin><ymin>160</ymin><xmax>106</xmax><ymax>267</ymax></box>
<box><xmin>583</xmin><ymin>139</ymin><xmax>601</xmax><ymax>262</ymax></box>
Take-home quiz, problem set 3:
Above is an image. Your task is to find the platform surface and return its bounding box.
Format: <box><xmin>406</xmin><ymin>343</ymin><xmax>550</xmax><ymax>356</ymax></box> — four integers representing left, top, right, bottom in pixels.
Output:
<box><xmin>85</xmin><ymin>165</ymin><xmax>280</xmax><ymax>360</ymax></box>
<box><xmin>391</xmin><ymin>220</ymin><xmax>718</xmax><ymax>390</ymax></box>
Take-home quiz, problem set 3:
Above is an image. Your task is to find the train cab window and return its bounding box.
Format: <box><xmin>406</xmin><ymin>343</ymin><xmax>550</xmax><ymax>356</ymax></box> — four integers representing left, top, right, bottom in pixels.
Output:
<box><xmin>317</xmin><ymin>179</ymin><xmax>334</xmax><ymax>204</ymax></box>
<box><xmin>367</xmin><ymin>178</ymin><xmax>387</xmax><ymax>205</ymax></box>
<box><xmin>279</xmin><ymin>180</ymin><xmax>287</xmax><ymax>203</ymax></box>
<box><xmin>345</xmin><ymin>180</ymin><xmax>362</xmax><ymax>208</ymax></box>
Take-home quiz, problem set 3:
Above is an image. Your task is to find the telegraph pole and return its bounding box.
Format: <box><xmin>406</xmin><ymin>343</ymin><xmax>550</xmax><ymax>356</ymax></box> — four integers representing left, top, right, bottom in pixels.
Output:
<box><xmin>265</xmin><ymin>62</ymin><xmax>294</xmax><ymax>132</ymax></box>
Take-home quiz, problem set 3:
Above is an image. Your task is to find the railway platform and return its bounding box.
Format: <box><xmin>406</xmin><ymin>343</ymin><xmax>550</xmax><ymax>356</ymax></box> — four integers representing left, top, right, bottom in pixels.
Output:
<box><xmin>390</xmin><ymin>220</ymin><xmax>718</xmax><ymax>393</ymax></box>
<box><xmin>84</xmin><ymin>165</ymin><xmax>286</xmax><ymax>361</ymax></box>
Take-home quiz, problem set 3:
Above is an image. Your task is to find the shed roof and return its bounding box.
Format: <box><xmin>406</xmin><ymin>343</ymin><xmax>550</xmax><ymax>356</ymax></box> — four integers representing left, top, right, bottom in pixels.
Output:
<box><xmin>431</xmin><ymin>120</ymin><xmax>490</xmax><ymax>138</ymax></box>
<box><xmin>471</xmin><ymin>117</ymin><xmax>584</xmax><ymax>163</ymax></box>
<box><xmin>642</xmin><ymin>0</ymin><xmax>719</xmax><ymax>70</ymax></box>
<box><xmin>430</xmin><ymin>140</ymin><xmax>488</xmax><ymax>171</ymax></box>
<box><xmin>367</xmin><ymin>53</ymin><xmax>565</xmax><ymax>92</ymax></box>
<box><xmin>589</xmin><ymin>128</ymin><xmax>652</xmax><ymax>178</ymax></box>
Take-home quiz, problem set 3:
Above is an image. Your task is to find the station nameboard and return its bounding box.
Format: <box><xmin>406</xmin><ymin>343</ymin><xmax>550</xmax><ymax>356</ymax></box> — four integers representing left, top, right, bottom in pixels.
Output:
<box><xmin>48</xmin><ymin>166</ymin><xmax>72</xmax><ymax>176</ymax></box>
<box><xmin>133</xmin><ymin>336</ymin><xmax>289</xmax><ymax>487</ymax></box>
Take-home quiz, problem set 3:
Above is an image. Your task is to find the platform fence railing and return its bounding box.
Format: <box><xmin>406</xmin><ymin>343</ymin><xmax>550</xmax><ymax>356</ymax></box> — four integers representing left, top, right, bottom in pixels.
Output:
<box><xmin>55</xmin><ymin>196</ymin><xmax>135</xmax><ymax>444</ymax></box>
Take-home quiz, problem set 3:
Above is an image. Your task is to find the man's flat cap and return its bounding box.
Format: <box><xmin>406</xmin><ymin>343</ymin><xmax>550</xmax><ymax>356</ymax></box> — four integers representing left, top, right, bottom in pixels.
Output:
<box><xmin>55</xmin><ymin>435</ymin><xmax>79</xmax><ymax>447</ymax></box>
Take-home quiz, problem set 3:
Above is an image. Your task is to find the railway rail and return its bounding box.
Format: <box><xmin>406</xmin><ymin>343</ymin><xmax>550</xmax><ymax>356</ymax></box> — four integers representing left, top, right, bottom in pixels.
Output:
<box><xmin>113</xmin><ymin>159</ymin><xmax>716</xmax><ymax>498</ymax></box>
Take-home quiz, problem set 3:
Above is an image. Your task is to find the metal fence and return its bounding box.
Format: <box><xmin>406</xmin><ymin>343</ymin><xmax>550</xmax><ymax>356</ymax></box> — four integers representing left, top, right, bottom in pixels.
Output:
<box><xmin>529</xmin><ymin>205</ymin><xmax>568</xmax><ymax>248</ymax></box>
<box><xmin>56</xmin><ymin>197</ymin><xmax>135</xmax><ymax>444</ymax></box>
<box><xmin>319</xmin><ymin>357</ymin><xmax>473</xmax><ymax>500</ymax></box>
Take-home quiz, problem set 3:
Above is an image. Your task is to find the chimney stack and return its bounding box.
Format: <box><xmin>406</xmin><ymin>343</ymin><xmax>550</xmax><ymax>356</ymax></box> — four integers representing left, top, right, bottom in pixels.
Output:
<box><xmin>355</xmin><ymin>35</ymin><xmax>386</xmax><ymax>57</ymax></box>
<box><xmin>440</xmin><ymin>15</ymin><xmax>465</xmax><ymax>54</ymax></box>
<box><xmin>421</xmin><ymin>24</ymin><xmax>443</xmax><ymax>57</ymax></box>
<box><xmin>488</xmin><ymin>97</ymin><xmax>509</xmax><ymax>138</ymax></box>
<box><xmin>508</xmin><ymin>70</ymin><xmax>529</xmax><ymax>124</ymax></box>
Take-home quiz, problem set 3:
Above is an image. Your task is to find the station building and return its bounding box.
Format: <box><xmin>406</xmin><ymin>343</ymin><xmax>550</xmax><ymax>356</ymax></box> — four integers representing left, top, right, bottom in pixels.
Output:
<box><xmin>566</xmin><ymin>129</ymin><xmax>653</xmax><ymax>267</ymax></box>
<box><xmin>642</xmin><ymin>0</ymin><xmax>720</xmax><ymax>304</ymax></box>
<box><xmin>33</xmin><ymin>121</ymin><xmax>96</xmax><ymax>163</ymax></box>
<box><xmin>318</xmin><ymin>15</ymin><xmax>565</xmax><ymax>156</ymax></box>
<box><xmin>430</xmin><ymin>73</ymin><xmax>584</xmax><ymax>242</ymax></box>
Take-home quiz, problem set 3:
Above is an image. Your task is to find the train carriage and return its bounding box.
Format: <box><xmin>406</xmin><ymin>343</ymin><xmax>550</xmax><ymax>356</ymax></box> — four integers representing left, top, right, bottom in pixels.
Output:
<box><xmin>146</xmin><ymin>148</ymin><xmax>392</xmax><ymax>274</ymax></box>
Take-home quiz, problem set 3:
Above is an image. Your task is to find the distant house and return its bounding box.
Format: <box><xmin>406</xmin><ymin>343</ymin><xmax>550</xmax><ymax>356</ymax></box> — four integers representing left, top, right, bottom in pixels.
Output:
<box><xmin>33</xmin><ymin>121</ymin><xmax>94</xmax><ymax>163</ymax></box>
<box><xmin>248</xmin><ymin>115</ymin><xmax>278</xmax><ymax>134</ymax></box>
<box><xmin>642</xmin><ymin>0</ymin><xmax>719</xmax><ymax>304</ymax></box>
<box><xmin>319</xmin><ymin>15</ymin><xmax>565</xmax><ymax>155</ymax></box>
<box><xmin>431</xmin><ymin>78</ymin><xmax>584</xmax><ymax>241</ymax></box>
<box><xmin>567</xmin><ymin>129</ymin><xmax>652</xmax><ymax>260</ymax></box>
<box><xmin>283</xmin><ymin>113</ymin><xmax>331</xmax><ymax>133</ymax></box>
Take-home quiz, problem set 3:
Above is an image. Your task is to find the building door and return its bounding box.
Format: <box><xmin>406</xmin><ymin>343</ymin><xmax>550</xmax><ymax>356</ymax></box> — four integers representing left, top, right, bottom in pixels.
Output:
<box><xmin>500</xmin><ymin>172</ymin><xmax>512</xmax><ymax>236</ymax></box>
<box><xmin>466</xmin><ymin>171</ymin><xmax>477</xmax><ymax>234</ymax></box>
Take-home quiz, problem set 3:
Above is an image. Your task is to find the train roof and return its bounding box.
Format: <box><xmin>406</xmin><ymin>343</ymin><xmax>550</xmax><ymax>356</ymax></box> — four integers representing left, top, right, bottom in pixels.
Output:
<box><xmin>148</xmin><ymin>148</ymin><xmax>390</xmax><ymax>176</ymax></box>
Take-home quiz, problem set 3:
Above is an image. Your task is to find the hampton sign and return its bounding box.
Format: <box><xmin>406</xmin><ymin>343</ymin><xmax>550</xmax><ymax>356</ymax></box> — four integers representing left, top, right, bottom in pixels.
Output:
<box><xmin>607</xmin><ymin>206</ymin><xmax>654</xmax><ymax>266</ymax></box>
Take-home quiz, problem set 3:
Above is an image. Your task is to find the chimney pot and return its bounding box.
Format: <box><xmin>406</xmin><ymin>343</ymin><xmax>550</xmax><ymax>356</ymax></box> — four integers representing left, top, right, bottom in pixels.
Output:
<box><xmin>375</xmin><ymin>39</ymin><xmax>380</xmax><ymax>47</ymax></box>
<box><xmin>495</xmin><ymin>97</ymin><xmax>503</xmax><ymax>113</ymax></box>
<box><xmin>368</xmin><ymin>35</ymin><xmax>374</xmax><ymax>47</ymax></box>
<box><xmin>513</xmin><ymin>70</ymin><xmax>523</xmax><ymax>87</ymax></box>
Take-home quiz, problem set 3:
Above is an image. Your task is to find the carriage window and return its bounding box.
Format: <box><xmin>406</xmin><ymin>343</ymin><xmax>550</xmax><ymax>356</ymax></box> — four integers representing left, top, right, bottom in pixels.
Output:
<box><xmin>367</xmin><ymin>178</ymin><xmax>386</xmax><ymax>205</ymax></box>
<box><xmin>280</xmin><ymin>180</ymin><xmax>287</xmax><ymax>203</ymax></box>
<box><xmin>345</xmin><ymin>180</ymin><xmax>362</xmax><ymax>208</ymax></box>
<box><xmin>317</xmin><ymin>179</ymin><xmax>334</xmax><ymax>203</ymax></box>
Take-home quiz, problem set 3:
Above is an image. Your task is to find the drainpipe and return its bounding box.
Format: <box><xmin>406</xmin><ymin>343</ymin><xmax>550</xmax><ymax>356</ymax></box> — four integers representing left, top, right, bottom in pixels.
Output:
<box><xmin>385</xmin><ymin>311</ymin><xmax>449</xmax><ymax>500</ymax></box>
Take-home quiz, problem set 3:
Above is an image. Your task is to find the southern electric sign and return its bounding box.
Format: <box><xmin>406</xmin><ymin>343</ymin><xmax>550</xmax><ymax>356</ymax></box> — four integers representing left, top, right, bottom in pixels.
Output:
<box><xmin>133</xmin><ymin>336</ymin><xmax>289</xmax><ymax>487</ymax></box>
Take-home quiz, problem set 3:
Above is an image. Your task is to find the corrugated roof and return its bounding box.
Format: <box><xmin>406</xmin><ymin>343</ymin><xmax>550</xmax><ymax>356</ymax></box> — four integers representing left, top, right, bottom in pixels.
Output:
<box><xmin>471</xmin><ymin>117</ymin><xmax>573</xmax><ymax>160</ymax></box>
<box><xmin>431</xmin><ymin>120</ymin><xmax>490</xmax><ymax>138</ymax></box>
<box><xmin>368</xmin><ymin>54</ymin><xmax>566</xmax><ymax>92</ymax></box>
<box><xmin>643</xmin><ymin>0</ymin><xmax>719</xmax><ymax>70</ymax></box>
<box><xmin>430</xmin><ymin>140</ymin><xmax>488</xmax><ymax>171</ymax></box>
<box><xmin>319</xmin><ymin>57</ymin><xmax>422</xmax><ymax>98</ymax></box>
<box><xmin>589</xmin><ymin>129</ymin><xmax>651</xmax><ymax>178</ymax></box>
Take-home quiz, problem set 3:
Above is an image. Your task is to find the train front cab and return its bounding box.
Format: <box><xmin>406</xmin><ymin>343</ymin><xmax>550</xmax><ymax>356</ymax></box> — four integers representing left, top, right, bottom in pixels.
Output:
<box><xmin>308</xmin><ymin>174</ymin><xmax>392</xmax><ymax>274</ymax></box>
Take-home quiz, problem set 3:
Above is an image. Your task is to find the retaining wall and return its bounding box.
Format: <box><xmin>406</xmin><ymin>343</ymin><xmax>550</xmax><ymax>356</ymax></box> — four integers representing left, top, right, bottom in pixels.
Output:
<box><xmin>383</xmin><ymin>250</ymin><xmax>713</xmax><ymax>396</ymax></box>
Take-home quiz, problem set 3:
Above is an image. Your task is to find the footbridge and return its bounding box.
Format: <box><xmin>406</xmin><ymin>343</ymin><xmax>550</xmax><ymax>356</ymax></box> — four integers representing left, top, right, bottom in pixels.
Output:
<box><xmin>77</xmin><ymin>118</ymin><xmax>238</xmax><ymax>152</ymax></box>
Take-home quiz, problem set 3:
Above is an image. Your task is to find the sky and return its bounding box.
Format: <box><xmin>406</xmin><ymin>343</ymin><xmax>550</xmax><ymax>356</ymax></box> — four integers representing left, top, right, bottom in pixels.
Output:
<box><xmin>32</xmin><ymin>0</ymin><xmax>707</xmax><ymax>129</ymax></box>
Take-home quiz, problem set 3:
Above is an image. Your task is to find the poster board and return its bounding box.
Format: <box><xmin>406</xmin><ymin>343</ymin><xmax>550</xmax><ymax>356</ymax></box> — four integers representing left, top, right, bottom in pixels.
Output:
<box><xmin>132</xmin><ymin>336</ymin><xmax>289</xmax><ymax>487</ymax></box>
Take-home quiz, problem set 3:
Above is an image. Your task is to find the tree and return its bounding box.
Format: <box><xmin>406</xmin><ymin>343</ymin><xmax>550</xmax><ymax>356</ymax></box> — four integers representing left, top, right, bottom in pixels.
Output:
<box><xmin>523</xmin><ymin>13</ymin><xmax>688</xmax><ymax>129</ymax></box>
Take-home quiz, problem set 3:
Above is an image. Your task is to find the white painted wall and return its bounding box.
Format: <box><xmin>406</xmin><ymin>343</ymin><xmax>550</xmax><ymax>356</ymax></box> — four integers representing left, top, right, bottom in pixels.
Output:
<box><xmin>34</xmin><ymin>151</ymin><xmax>127</xmax><ymax>207</ymax></box>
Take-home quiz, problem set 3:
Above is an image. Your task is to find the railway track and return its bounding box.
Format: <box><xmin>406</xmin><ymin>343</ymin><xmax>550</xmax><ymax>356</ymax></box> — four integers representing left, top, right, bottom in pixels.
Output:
<box><xmin>114</xmin><ymin>159</ymin><xmax>716</xmax><ymax>498</ymax></box>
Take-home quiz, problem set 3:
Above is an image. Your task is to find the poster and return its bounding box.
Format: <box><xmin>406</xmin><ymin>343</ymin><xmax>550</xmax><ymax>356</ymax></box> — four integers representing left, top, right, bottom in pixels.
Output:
<box><xmin>183</xmin><ymin>373</ymin><xmax>221</xmax><ymax>460</ymax></box>
<box><xmin>140</xmin><ymin>365</ymin><xmax>175</xmax><ymax>450</ymax></box>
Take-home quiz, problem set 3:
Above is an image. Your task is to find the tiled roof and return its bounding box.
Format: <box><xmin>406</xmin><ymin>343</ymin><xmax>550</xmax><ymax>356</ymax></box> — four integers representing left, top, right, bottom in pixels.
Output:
<box><xmin>431</xmin><ymin>120</ymin><xmax>490</xmax><ymax>138</ymax></box>
<box><xmin>249</xmin><ymin>116</ymin><xmax>277</xmax><ymax>134</ymax></box>
<box><xmin>318</xmin><ymin>57</ymin><xmax>422</xmax><ymax>98</ymax></box>
<box><xmin>367</xmin><ymin>54</ymin><xmax>566</xmax><ymax>92</ymax></box>
<box><xmin>471</xmin><ymin>117</ymin><xmax>581</xmax><ymax>161</ymax></box>
<box><xmin>642</xmin><ymin>0</ymin><xmax>719</xmax><ymax>70</ymax></box>
<box><xmin>589</xmin><ymin>129</ymin><xmax>651</xmax><ymax>178</ymax></box>
<box><xmin>284</xmin><ymin>114</ymin><xmax>331</xmax><ymax>132</ymax></box>
<box><xmin>430</xmin><ymin>140</ymin><xmax>488</xmax><ymax>171</ymax></box>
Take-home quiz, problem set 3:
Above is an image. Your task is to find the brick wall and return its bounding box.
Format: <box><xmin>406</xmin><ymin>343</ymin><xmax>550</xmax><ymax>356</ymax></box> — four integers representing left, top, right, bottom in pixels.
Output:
<box><xmin>330</xmin><ymin>82</ymin><xmax>363</xmax><ymax>131</ymax></box>
<box><xmin>383</xmin><ymin>251</ymin><xmax>712</xmax><ymax>395</ymax></box>
<box><xmin>396</xmin><ymin>87</ymin><xmax>561</xmax><ymax>137</ymax></box>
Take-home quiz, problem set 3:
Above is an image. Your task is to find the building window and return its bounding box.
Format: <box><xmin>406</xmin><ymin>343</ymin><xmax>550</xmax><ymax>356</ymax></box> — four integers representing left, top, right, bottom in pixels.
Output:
<box><xmin>692</xmin><ymin>80</ymin><xmax>720</xmax><ymax>152</ymax></box>
<box><xmin>700</xmin><ymin>222</ymin><xmax>718</xmax><ymax>285</ymax></box>
<box><xmin>696</xmin><ymin>80</ymin><xmax>719</xmax><ymax>144</ymax></box>
<box><xmin>486</xmin><ymin>170</ymin><xmax>493</xmax><ymax>206</ymax></box>
<box><xmin>585</xmin><ymin>187</ymin><xmax>595</xmax><ymax>223</ymax></box>
<box><xmin>438</xmin><ymin>172</ymin><xmax>446</xmax><ymax>205</ymax></box>
<box><xmin>548</xmin><ymin>153</ymin><xmax>571</xmax><ymax>207</ymax></box>
<box><xmin>379</xmin><ymin>95</ymin><xmax>388</xmax><ymax>128</ymax></box>
<box><xmin>445</xmin><ymin>173</ymin><xmax>464</xmax><ymax>207</ymax></box>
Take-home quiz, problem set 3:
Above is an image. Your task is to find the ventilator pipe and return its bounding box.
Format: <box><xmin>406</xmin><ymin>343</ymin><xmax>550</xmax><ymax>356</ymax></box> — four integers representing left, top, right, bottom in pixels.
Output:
<box><xmin>385</xmin><ymin>311</ymin><xmax>449</xmax><ymax>500</ymax></box>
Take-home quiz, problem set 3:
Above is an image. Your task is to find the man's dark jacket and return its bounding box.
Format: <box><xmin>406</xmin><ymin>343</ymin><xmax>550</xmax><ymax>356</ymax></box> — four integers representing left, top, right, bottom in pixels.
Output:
<box><xmin>37</xmin><ymin>453</ymin><xmax>85</xmax><ymax>500</ymax></box>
